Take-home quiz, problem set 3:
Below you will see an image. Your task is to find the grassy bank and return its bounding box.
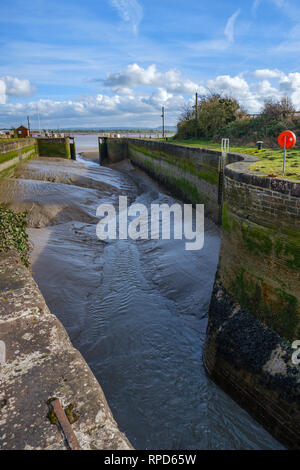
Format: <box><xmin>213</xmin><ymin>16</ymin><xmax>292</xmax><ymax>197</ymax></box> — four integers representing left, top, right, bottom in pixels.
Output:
<box><xmin>167</xmin><ymin>138</ymin><xmax>300</xmax><ymax>180</ymax></box>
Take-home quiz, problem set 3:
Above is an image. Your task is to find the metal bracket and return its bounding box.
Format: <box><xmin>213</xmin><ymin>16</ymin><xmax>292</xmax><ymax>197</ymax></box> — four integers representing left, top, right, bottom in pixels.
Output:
<box><xmin>49</xmin><ymin>399</ymin><xmax>81</xmax><ymax>450</ymax></box>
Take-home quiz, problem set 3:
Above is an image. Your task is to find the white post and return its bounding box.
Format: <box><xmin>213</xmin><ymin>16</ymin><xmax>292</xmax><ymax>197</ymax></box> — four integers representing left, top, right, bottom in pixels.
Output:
<box><xmin>283</xmin><ymin>136</ymin><xmax>287</xmax><ymax>174</ymax></box>
<box><xmin>221</xmin><ymin>138</ymin><xmax>229</xmax><ymax>159</ymax></box>
<box><xmin>0</xmin><ymin>340</ymin><xmax>5</xmax><ymax>365</ymax></box>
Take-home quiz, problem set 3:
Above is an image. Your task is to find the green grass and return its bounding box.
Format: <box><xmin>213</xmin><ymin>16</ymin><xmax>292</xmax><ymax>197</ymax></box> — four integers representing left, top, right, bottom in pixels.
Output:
<box><xmin>0</xmin><ymin>138</ymin><xmax>28</xmax><ymax>143</ymax></box>
<box><xmin>165</xmin><ymin>138</ymin><xmax>300</xmax><ymax>181</ymax></box>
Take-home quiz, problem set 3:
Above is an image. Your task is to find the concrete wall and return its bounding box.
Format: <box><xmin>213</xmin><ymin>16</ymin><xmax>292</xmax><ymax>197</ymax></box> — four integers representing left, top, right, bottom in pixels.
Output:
<box><xmin>0</xmin><ymin>137</ymin><xmax>72</xmax><ymax>176</ymax></box>
<box><xmin>220</xmin><ymin>164</ymin><xmax>300</xmax><ymax>340</ymax></box>
<box><xmin>104</xmin><ymin>138</ymin><xmax>223</xmax><ymax>223</ymax></box>
<box><xmin>204</xmin><ymin>155</ymin><xmax>300</xmax><ymax>449</ymax></box>
<box><xmin>0</xmin><ymin>139</ymin><xmax>38</xmax><ymax>175</ymax></box>
<box><xmin>128</xmin><ymin>140</ymin><xmax>221</xmax><ymax>223</ymax></box>
<box><xmin>104</xmin><ymin>138</ymin><xmax>128</xmax><ymax>164</ymax></box>
<box><xmin>37</xmin><ymin>137</ymin><xmax>71</xmax><ymax>159</ymax></box>
<box><xmin>0</xmin><ymin>138</ymin><xmax>36</xmax><ymax>155</ymax></box>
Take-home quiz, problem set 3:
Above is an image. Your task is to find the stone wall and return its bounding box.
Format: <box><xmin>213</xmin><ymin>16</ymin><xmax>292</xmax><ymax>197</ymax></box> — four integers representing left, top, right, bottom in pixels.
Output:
<box><xmin>104</xmin><ymin>139</ymin><xmax>222</xmax><ymax>223</ymax></box>
<box><xmin>221</xmin><ymin>160</ymin><xmax>300</xmax><ymax>340</ymax></box>
<box><xmin>0</xmin><ymin>138</ymin><xmax>36</xmax><ymax>156</ymax></box>
<box><xmin>0</xmin><ymin>139</ymin><xmax>38</xmax><ymax>175</ymax></box>
<box><xmin>37</xmin><ymin>138</ymin><xmax>71</xmax><ymax>159</ymax></box>
<box><xmin>204</xmin><ymin>154</ymin><xmax>300</xmax><ymax>449</ymax></box>
<box><xmin>105</xmin><ymin>138</ymin><xmax>128</xmax><ymax>164</ymax></box>
<box><xmin>128</xmin><ymin>140</ymin><xmax>221</xmax><ymax>223</ymax></box>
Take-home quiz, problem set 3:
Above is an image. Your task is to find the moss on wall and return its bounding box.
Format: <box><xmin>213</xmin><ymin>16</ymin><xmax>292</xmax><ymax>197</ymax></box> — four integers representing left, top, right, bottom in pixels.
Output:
<box><xmin>130</xmin><ymin>144</ymin><xmax>219</xmax><ymax>185</ymax></box>
<box><xmin>0</xmin><ymin>145</ymin><xmax>37</xmax><ymax>165</ymax></box>
<box><xmin>220</xmin><ymin>200</ymin><xmax>300</xmax><ymax>340</ymax></box>
<box><xmin>37</xmin><ymin>139</ymin><xmax>71</xmax><ymax>158</ymax></box>
<box><xmin>129</xmin><ymin>146</ymin><xmax>211</xmax><ymax>205</ymax></box>
<box><xmin>229</xmin><ymin>267</ymin><xmax>299</xmax><ymax>340</ymax></box>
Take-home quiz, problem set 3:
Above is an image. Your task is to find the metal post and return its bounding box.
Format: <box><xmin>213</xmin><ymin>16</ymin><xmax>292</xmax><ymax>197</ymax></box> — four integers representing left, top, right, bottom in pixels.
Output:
<box><xmin>37</xmin><ymin>105</ymin><xmax>41</xmax><ymax>133</ymax></box>
<box><xmin>195</xmin><ymin>92</ymin><xmax>198</xmax><ymax>139</ymax></box>
<box><xmin>0</xmin><ymin>340</ymin><xmax>6</xmax><ymax>365</ymax></box>
<box><xmin>161</xmin><ymin>106</ymin><xmax>165</xmax><ymax>139</ymax></box>
<box><xmin>283</xmin><ymin>136</ymin><xmax>287</xmax><ymax>174</ymax></box>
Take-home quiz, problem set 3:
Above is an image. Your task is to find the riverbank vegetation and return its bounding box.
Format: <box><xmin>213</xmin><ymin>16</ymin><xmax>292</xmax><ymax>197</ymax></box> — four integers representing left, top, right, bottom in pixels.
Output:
<box><xmin>171</xmin><ymin>139</ymin><xmax>300</xmax><ymax>180</ymax></box>
<box><xmin>174</xmin><ymin>94</ymin><xmax>300</xmax><ymax>180</ymax></box>
<box><xmin>0</xmin><ymin>205</ymin><xmax>29</xmax><ymax>266</ymax></box>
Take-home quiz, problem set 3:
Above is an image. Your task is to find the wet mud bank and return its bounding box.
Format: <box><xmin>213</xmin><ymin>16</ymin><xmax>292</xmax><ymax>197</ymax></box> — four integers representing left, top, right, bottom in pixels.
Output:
<box><xmin>0</xmin><ymin>154</ymin><xmax>283</xmax><ymax>449</ymax></box>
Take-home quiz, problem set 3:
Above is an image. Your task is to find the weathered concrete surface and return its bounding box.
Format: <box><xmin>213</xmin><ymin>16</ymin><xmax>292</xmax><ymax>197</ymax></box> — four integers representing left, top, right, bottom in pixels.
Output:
<box><xmin>203</xmin><ymin>280</ymin><xmax>300</xmax><ymax>450</ymax></box>
<box><xmin>0</xmin><ymin>149</ymin><xmax>38</xmax><ymax>175</ymax></box>
<box><xmin>37</xmin><ymin>138</ymin><xmax>71</xmax><ymax>159</ymax></box>
<box><xmin>0</xmin><ymin>250</ymin><xmax>132</xmax><ymax>450</ymax></box>
<box><xmin>0</xmin><ymin>139</ymin><xmax>36</xmax><ymax>156</ymax></box>
<box><xmin>204</xmin><ymin>149</ymin><xmax>300</xmax><ymax>449</ymax></box>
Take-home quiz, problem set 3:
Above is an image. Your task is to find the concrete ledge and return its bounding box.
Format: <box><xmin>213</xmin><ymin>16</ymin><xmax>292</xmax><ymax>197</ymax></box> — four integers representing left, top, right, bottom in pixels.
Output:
<box><xmin>0</xmin><ymin>139</ymin><xmax>36</xmax><ymax>156</ymax></box>
<box><xmin>0</xmin><ymin>251</ymin><xmax>132</xmax><ymax>450</ymax></box>
<box><xmin>0</xmin><ymin>149</ymin><xmax>37</xmax><ymax>175</ymax></box>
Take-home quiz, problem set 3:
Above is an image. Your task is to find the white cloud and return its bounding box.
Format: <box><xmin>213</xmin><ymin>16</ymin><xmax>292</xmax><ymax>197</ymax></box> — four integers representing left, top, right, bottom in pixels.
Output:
<box><xmin>279</xmin><ymin>72</ymin><xmax>300</xmax><ymax>108</ymax></box>
<box><xmin>255</xmin><ymin>80</ymin><xmax>282</xmax><ymax>100</ymax></box>
<box><xmin>110</xmin><ymin>0</ymin><xmax>143</xmax><ymax>33</ymax></box>
<box><xmin>0</xmin><ymin>90</ymin><xmax>185</xmax><ymax>127</ymax></box>
<box><xmin>103</xmin><ymin>63</ymin><xmax>205</xmax><ymax>95</ymax></box>
<box><xmin>252</xmin><ymin>0</ymin><xmax>262</xmax><ymax>14</ymax></box>
<box><xmin>189</xmin><ymin>10</ymin><xmax>241</xmax><ymax>54</ymax></box>
<box><xmin>206</xmin><ymin>74</ymin><xmax>261</xmax><ymax>111</ymax></box>
<box><xmin>253</xmin><ymin>69</ymin><xmax>285</xmax><ymax>79</ymax></box>
<box><xmin>3</xmin><ymin>66</ymin><xmax>300</xmax><ymax>127</ymax></box>
<box><xmin>279</xmin><ymin>72</ymin><xmax>300</xmax><ymax>92</ymax></box>
<box><xmin>224</xmin><ymin>9</ymin><xmax>241</xmax><ymax>43</ymax></box>
<box><xmin>0</xmin><ymin>81</ymin><xmax>6</xmax><ymax>105</ymax></box>
<box><xmin>0</xmin><ymin>75</ymin><xmax>35</xmax><ymax>104</ymax></box>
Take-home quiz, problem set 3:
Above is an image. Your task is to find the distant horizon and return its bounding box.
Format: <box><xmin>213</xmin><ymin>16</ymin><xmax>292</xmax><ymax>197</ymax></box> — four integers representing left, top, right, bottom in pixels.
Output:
<box><xmin>0</xmin><ymin>125</ymin><xmax>177</xmax><ymax>132</ymax></box>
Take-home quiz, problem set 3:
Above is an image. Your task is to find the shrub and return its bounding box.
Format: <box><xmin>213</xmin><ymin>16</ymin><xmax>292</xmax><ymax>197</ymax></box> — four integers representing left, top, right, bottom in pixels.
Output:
<box><xmin>0</xmin><ymin>205</ymin><xmax>29</xmax><ymax>266</ymax></box>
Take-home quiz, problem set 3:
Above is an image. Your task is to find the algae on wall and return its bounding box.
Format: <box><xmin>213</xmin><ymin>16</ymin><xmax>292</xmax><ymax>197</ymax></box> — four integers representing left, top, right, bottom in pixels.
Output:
<box><xmin>219</xmin><ymin>183</ymin><xmax>300</xmax><ymax>341</ymax></box>
<box><xmin>0</xmin><ymin>144</ymin><xmax>39</xmax><ymax>176</ymax></box>
<box><xmin>37</xmin><ymin>138</ymin><xmax>71</xmax><ymax>158</ymax></box>
<box><xmin>127</xmin><ymin>140</ymin><xmax>221</xmax><ymax>223</ymax></box>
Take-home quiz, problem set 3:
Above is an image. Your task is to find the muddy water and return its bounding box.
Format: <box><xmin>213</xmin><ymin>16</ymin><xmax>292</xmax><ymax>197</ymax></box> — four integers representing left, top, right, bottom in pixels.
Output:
<box><xmin>2</xmin><ymin>136</ymin><xmax>283</xmax><ymax>449</ymax></box>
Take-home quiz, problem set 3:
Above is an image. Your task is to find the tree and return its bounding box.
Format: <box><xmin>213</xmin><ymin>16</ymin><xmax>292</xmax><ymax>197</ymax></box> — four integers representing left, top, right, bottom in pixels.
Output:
<box><xmin>179</xmin><ymin>103</ymin><xmax>194</xmax><ymax>122</ymax></box>
<box><xmin>261</xmin><ymin>96</ymin><xmax>295</xmax><ymax>121</ymax></box>
<box><xmin>196</xmin><ymin>93</ymin><xmax>242</xmax><ymax>138</ymax></box>
<box><xmin>176</xmin><ymin>93</ymin><xmax>246</xmax><ymax>140</ymax></box>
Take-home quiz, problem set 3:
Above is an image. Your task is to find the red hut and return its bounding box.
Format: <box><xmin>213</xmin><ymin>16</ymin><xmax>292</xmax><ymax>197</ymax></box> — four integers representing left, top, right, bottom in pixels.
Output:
<box><xmin>16</xmin><ymin>125</ymin><xmax>30</xmax><ymax>138</ymax></box>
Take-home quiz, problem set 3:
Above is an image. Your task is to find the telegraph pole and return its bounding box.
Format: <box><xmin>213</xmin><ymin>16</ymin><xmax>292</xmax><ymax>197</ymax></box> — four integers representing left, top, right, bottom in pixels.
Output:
<box><xmin>37</xmin><ymin>105</ymin><xmax>41</xmax><ymax>133</ymax></box>
<box><xmin>161</xmin><ymin>106</ymin><xmax>165</xmax><ymax>139</ymax></box>
<box><xmin>195</xmin><ymin>92</ymin><xmax>198</xmax><ymax>139</ymax></box>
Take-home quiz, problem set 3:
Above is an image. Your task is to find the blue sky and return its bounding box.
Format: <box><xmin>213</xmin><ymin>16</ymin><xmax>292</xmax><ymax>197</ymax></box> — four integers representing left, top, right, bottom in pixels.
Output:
<box><xmin>1</xmin><ymin>0</ymin><xmax>300</xmax><ymax>128</ymax></box>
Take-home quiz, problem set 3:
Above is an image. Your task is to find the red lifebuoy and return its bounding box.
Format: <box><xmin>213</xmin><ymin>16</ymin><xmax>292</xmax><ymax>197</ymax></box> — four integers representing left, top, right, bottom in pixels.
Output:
<box><xmin>278</xmin><ymin>130</ymin><xmax>297</xmax><ymax>149</ymax></box>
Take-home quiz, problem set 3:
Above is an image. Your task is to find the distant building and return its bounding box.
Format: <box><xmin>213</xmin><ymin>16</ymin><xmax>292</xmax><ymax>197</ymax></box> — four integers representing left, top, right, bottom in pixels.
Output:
<box><xmin>0</xmin><ymin>129</ymin><xmax>14</xmax><ymax>138</ymax></box>
<box><xmin>16</xmin><ymin>125</ymin><xmax>30</xmax><ymax>138</ymax></box>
